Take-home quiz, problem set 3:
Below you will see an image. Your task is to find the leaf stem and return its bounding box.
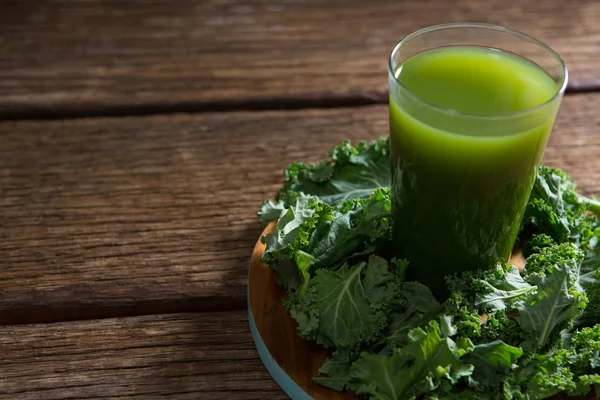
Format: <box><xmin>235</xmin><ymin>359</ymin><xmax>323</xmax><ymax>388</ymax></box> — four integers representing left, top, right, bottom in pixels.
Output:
<box><xmin>580</xmin><ymin>194</ymin><xmax>600</xmax><ymax>217</ymax></box>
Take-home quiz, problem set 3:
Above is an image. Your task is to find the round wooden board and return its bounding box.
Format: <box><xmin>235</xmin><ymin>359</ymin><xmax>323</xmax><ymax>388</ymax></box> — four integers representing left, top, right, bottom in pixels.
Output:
<box><xmin>247</xmin><ymin>223</ymin><xmax>538</xmax><ymax>400</ymax></box>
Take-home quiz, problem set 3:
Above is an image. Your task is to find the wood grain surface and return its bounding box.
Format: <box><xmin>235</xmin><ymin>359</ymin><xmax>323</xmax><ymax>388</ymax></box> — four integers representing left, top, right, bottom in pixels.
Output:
<box><xmin>1</xmin><ymin>94</ymin><xmax>599</xmax><ymax>325</ymax></box>
<box><xmin>0</xmin><ymin>311</ymin><xmax>285</xmax><ymax>400</ymax></box>
<box><xmin>0</xmin><ymin>308</ymin><xmax>589</xmax><ymax>400</ymax></box>
<box><xmin>2</xmin><ymin>0</ymin><xmax>600</xmax><ymax>117</ymax></box>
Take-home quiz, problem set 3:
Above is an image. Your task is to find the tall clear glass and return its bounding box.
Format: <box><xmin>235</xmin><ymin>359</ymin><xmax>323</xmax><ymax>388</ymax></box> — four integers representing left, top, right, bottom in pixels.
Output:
<box><xmin>388</xmin><ymin>23</ymin><xmax>568</xmax><ymax>297</ymax></box>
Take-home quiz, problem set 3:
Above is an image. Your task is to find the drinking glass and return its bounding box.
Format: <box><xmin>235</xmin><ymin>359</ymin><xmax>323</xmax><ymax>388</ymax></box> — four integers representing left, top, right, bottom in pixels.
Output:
<box><xmin>388</xmin><ymin>23</ymin><xmax>568</xmax><ymax>296</ymax></box>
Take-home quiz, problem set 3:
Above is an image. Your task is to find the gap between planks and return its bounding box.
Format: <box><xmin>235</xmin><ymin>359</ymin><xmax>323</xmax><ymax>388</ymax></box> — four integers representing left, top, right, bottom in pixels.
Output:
<box><xmin>1</xmin><ymin>81</ymin><xmax>599</xmax><ymax>122</ymax></box>
<box><xmin>0</xmin><ymin>294</ymin><xmax>247</xmax><ymax>328</ymax></box>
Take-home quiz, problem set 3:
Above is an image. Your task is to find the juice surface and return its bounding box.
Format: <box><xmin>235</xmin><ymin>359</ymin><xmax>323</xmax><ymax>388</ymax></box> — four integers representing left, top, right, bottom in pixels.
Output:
<box><xmin>390</xmin><ymin>46</ymin><xmax>560</xmax><ymax>296</ymax></box>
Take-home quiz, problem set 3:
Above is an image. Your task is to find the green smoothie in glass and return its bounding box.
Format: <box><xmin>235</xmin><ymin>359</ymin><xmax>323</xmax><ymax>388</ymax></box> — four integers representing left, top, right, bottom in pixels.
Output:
<box><xmin>389</xmin><ymin>24</ymin><xmax>567</xmax><ymax>296</ymax></box>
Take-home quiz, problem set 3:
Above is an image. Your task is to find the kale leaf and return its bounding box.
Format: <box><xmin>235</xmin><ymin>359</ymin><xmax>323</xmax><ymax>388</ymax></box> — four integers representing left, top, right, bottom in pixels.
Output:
<box><xmin>349</xmin><ymin>318</ymin><xmax>474</xmax><ymax>400</ymax></box>
<box><xmin>276</xmin><ymin>137</ymin><xmax>391</xmax><ymax>207</ymax></box>
<box><xmin>261</xmin><ymin>188</ymin><xmax>391</xmax><ymax>290</ymax></box>
<box><xmin>288</xmin><ymin>255</ymin><xmax>400</xmax><ymax>349</ymax></box>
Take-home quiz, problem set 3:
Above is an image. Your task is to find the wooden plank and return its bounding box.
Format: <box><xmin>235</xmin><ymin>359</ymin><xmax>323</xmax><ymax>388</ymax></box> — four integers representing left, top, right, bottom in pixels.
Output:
<box><xmin>0</xmin><ymin>106</ymin><xmax>387</xmax><ymax>324</ymax></box>
<box><xmin>1</xmin><ymin>94</ymin><xmax>599</xmax><ymax>325</ymax></box>
<box><xmin>0</xmin><ymin>311</ymin><xmax>285</xmax><ymax>399</ymax></box>
<box><xmin>0</xmin><ymin>311</ymin><xmax>589</xmax><ymax>400</ymax></box>
<box><xmin>545</xmin><ymin>93</ymin><xmax>600</xmax><ymax>195</ymax></box>
<box><xmin>1</xmin><ymin>0</ymin><xmax>600</xmax><ymax>116</ymax></box>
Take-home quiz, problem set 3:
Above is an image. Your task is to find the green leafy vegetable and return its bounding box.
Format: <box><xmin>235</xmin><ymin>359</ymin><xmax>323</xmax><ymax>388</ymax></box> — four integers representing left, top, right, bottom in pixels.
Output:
<box><xmin>385</xmin><ymin>282</ymin><xmax>441</xmax><ymax>348</ymax></box>
<box><xmin>258</xmin><ymin>199</ymin><xmax>286</xmax><ymax>224</ymax></box>
<box><xmin>522</xmin><ymin>166</ymin><xmax>599</xmax><ymax>249</ymax></box>
<box><xmin>515</xmin><ymin>255</ymin><xmax>586</xmax><ymax>349</ymax></box>
<box><xmin>466</xmin><ymin>341</ymin><xmax>523</xmax><ymax>387</ymax></box>
<box><xmin>260</xmin><ymin>193</ymin><xmax>318</xmax><ymax>289</ymax></box>
<box><xmin>314</xmin><ymin>349</ymin><xmax>355</xmax><ymax>391</ymax></box>
<box><xmin>276</xmin><ymin>138</ymin><xmax>391</xmax><ymax>207</ymax></box>
<box><xmin>447</xmin><ymin>264</ymin><xmax>537</xmax><ymax>312</ymax></box>
<box><xmin>500</xmin><ymin>326</ymin><xmax>600</xmax><ymax>399</ymax></box>
<box><xmin>580</xmin><ymin>236</ymin><xmax>600</xmax><ymax>326</ymax></box>
<box><xmin>256</xmin><ymin>137</ymin><xmax>600</xmax><ymax>400</ymax></box>
<box><xmin>294</xmin><ymin>188</ymin><xmax>391</xmax><ymax>273</ymax></box>
<box><xmin>349</xmin><ymin>318</ymin><xmax>474</xmax><ymax>400</ymax></box>
<box><xmin>288</xmin><ymin>255</ymin><xmax>399</xmax><ymax>349</ymax></box>
<box><xmin>261</xmin><ymin>189</ymin><xmax>391</xmax><ymax>290</ymax></box>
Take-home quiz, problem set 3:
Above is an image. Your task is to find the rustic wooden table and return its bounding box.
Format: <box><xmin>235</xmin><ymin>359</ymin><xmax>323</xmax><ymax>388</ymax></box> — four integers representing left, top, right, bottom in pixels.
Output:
<box><xmin>1</xmin><ymin>1</ymin><xmax>599</xmax><ymax>399</ymax></box>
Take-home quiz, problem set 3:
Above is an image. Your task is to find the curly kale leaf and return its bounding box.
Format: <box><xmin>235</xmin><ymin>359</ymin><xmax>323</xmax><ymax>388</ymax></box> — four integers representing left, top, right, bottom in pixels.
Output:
<box><xmin>500</xmin><ymin>325</ymin><xmax>600</xmax><ymax>399</ymax></box>
<box><xmin>261</xmin><ymin>188</ymin><xmax>391</xmax><ymax>290</ymax></box>
<box><xmin>579</xmin><ymin>233</ymin><xmax>600</xmax><ymax>326</ymax></box>
<box><xmin>349</xmin><ymin>317</ymin><xmax>474</xmax><ymax>400</ymax></box>
<box><xmin>515</xmin><ymin>248</ymin><xmax>587</xmax><ymax>350</ymax></box>
<box><xmin>568</xmin><ymin>324</ymin><xmax>600</xmax><ymax>376</ymax></box>
<box><xmin>479</xmin><ymin>310</ymin><xmax>524</xmax><ymax>348</ymax></box>
<box><xmin>440</xmin><ymin>293</ymin><xmax>483</xmax><ymax>341</ymax></box>
<box><xmin>258</xmin><ymin>199</ymin><xmax>286</xmax><ymax>224</ymax></box>
<box><xmin>446</xmin><ymin>264</ymin><xmax>536</xmax><ymax>313</ymax></box>
<box><xmin>314</xmin><ymin>348</ymin><xmax>356</xmax><ymax>391</ymax></box>
<box><xmin>465</xmin><ymin>341</ymin><xmax>523</xmax><ymax>388</ymax></box>
<box><xmin>294</xmin><ymin>187</ymin><xmax>391</xmax><ymax>274</ymax></box>
<box><xmin>274</xmin><ymin>138</ymin><xmax>391</xmax><ymax>207</ymax></box>
<box><xmin>474</xmin><ymin>265</ymin><xmax>537</xmax><ymax>312</ymax></box>
<box><xmin>288</xmin><ymin>255</ymin><xmax>401</xmax><ymax>349</ymax></box>
<box><xmin>260</xmin><ymin>193</ymin><xmax>319</xmax><ymax>290</ymax></box>
<box><xmin>522</xmin><ymin>166</ymin><xmax>599</xmax><ymax>249</ymax></box>
<box><xmin>384</xmin><ymin>282</ymin><xmax>441</xmax><ymax>348</ymax></box>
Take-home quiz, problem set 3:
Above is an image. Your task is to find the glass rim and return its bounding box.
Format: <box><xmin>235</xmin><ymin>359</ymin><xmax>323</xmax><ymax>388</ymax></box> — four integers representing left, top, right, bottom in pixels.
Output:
<box><xmin>388</xmin><ymin>23</ymin><xmax>569</xmax><ymax>119</ymax></box>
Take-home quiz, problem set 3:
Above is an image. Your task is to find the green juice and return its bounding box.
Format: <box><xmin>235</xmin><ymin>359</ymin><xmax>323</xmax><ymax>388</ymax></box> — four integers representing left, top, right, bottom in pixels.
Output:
<box><xmin>390</xmin><ymin>46</ymin><xmax>561</xmax><ymax>296</ymax></box>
